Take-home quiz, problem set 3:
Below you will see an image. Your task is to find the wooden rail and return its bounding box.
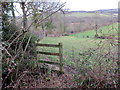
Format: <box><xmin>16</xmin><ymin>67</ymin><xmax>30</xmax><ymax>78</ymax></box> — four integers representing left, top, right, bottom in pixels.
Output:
<box><xmin>37</xmin><ymin>51</ymin><xmax>60</xmax><ymax>56</ymax></box>
<box><xmin>36</xmin><ymin>43</ymin><xmax>60</xmax><ymax>47</ymax></box>
<box><xmin>36</xmin><ymin>43</ymin><xmax>64</xmax><ymax>74</ymax></box>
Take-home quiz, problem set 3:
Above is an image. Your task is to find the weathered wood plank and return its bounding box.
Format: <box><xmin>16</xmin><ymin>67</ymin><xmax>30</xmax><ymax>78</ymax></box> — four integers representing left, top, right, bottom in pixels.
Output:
<box><xmin>36</xmin><ymin>43</ymin><xmax>60</xmax><ymax>47</ymax></box>
<box><xmin>37</xmin><ymin>51</ymin><xmax>60</xmax><ymax>56</ymax></box>
<box><xmin>38</xmin><ymin>60</ymin><xmax>60</xmax><ymax>65</ymax></box>
<box><xmin>59</xmin><ymin>43</ymin><xmax>64</xmax><ymax>73</ymax></box>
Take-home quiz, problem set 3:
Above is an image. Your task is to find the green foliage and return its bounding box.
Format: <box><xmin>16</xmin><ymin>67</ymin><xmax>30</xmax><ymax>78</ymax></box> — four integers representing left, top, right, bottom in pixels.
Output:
<box><xmin>32</xmin><ymin>12</ymin><xmax>42</xmax><ymax>28</ymax></box>
<box><xmin>45</xmin><ymin>21</ymin><xmax>55</xmax><ymax>30</ymax></box>
<box><xmin>2</xmin><ymin>23</ymin><xmax>19</xmax><ymax>41</ymax></box>
<box><xmin>23</xmin><ymin>32</ymin><xmax>38</xmax><ymax>47</ymax></box>
<box><xmin>2</xmin><ymin>2</ymin><xmax>39</xmax><ymax>88</ymax></box>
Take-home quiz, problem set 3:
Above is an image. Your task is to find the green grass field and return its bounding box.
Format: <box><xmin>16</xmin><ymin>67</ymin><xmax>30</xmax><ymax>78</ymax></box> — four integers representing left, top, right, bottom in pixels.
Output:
<box><xmin>66</xmin><ymin>13</ymin><xmax>95</xmax><ymax>17</ymax></box>
<box><xmin>38</xmin><ymin>23</ymin><xmax>118</xmax><ymax>67</ymax></box>
<box><xmin>66</xmin><ymin>12</ymin><xmax>115</xmax><ymax>17</ymax></box>
<box><xmin>70</xmin><ymin>23</ymin><xmax>118</xmax><ymax>38</ymax></box>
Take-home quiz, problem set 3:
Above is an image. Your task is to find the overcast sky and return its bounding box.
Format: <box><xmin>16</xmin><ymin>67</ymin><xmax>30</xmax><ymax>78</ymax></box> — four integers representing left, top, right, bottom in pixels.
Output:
<box><xmin>14</xmin><ymin>0</ymin><xmax>119</xmax><ymax>16</ymax></box>
<box><xmin>63</xmin><ymin>0</ymin><xmax>119</xmax><ymax>11</ymax></box>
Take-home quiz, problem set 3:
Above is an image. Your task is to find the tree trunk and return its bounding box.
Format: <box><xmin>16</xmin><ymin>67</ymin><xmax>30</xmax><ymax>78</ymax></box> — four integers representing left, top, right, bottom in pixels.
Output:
<box><xmin>95</xmin><ymin>24</ymin><xmax>98</xmax><ymax>37</ymax></box>
<box><xmin>21</xmin><ymin>2</ymin><xmax>27</xmax><ymax>30</ymax></box>
<box><xmin>11</xmin><ymin>2</ymin><xmax>16</xmax><ymax>24</ymax></box>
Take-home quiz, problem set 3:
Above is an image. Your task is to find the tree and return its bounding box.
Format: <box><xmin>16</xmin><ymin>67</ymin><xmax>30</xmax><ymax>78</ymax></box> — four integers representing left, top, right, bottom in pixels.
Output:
<box><xmin>1</xmin><ymin>1</ymin><xmax>66</xmax><ymax>89</ymax></box>
<box><xmin>20</xmin><ymin>2</ymin><xmax>28</xmax><ymax>30</ymax></box>
<box><xmin>94</xmin><ymin>11</ymin><xmax>99</xmax><ymax>38</ymax></box>
<box><xmin>2</xmin><ymin>2</ymin><xmax>13</xmax><ymax>41</ymax></box>
<box><xmin>11</xmin><ymin>2</ymin><xmax>16</xmax><ymax>24</ymax></box>
<box><xmin>45</xmin><ymin>17</ymin><xmax>55</xmax><ymax>34</ymax></box>
<box><xmin>29</xmin><ymin>1</ymin><xmax>66</xmax><ymax>31</ymax></box>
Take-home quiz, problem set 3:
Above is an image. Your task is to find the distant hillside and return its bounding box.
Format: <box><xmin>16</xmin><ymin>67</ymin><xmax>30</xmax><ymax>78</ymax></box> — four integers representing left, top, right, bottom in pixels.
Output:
<box><xmin>95</xmin><ymin>9</ymin><xmax>118</xmax><ymax>13</ymax></box>
<box><xmin>67</xmin><ymin>9</ymin><xmax>118</xmax><ymax>14</ymax></box>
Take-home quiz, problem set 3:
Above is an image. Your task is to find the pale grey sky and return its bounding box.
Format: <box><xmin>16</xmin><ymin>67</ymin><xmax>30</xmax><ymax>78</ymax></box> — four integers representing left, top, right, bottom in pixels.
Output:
<box><xmin>63</xmin><ymin>0</ymin><xmax>119</xmax><ymax>11</ymax></box>
<box><xmin>14</xmin><ymin>0</ymin><xmax>119</xmax><ymax>16</ymax></box>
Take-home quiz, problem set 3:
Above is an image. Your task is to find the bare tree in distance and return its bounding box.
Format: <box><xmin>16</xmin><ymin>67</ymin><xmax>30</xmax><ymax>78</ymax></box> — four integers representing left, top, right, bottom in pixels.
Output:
<box><xmin>94</xmin><ymin>11</ymin><xmax>99</xmax><ymax>38</ymax></box>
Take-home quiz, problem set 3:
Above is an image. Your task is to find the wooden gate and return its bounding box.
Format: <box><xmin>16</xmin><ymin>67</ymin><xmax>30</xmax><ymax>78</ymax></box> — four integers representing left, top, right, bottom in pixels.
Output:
<box><xmin>36</xmin><ymin>43</ymin><xmax>64</xmax><ymax>74</ymax></box>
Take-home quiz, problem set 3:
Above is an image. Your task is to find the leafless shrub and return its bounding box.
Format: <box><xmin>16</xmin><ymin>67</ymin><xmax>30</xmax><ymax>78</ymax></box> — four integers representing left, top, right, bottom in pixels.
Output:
<box><xmin>74</xmin><ymin>39</ymin><xmax>118</xmax><ymax>88</ymax></box>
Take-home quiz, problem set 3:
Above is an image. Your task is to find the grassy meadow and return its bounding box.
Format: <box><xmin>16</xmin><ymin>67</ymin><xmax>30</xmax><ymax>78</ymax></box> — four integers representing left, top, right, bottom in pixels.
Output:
<box><xmin>37</xmin><ymin>23</ymin><xmax>118</xmax><ymax>69</ymax></box>
<box><xmin>66</xmin><ymin>13</ymin><xmax>95</xmax><ymax>17</ymax></box>
<box><xmin>70</xmin><ymin>23</ymin><xmax>118</xmax><ymax>38</ymax></box>
<box><xmin>66</xmin><ymin>12</ymin><xmax>117</xmax><ymax>17</ymax></box>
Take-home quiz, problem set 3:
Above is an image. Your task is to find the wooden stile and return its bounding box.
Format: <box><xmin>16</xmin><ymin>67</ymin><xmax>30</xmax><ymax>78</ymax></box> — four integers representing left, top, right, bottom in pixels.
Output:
<box><xmin>36</xmin><ymin>43</ymin><xmax>64</xmax><ymax>74</ymax></box>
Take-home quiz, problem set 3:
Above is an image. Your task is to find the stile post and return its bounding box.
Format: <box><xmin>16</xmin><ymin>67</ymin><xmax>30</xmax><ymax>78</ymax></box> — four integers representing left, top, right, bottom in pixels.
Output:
<box><xmin>59</xmin><ymin>43</ymin><xmax>64</xmax><ymax>74</ymax></box>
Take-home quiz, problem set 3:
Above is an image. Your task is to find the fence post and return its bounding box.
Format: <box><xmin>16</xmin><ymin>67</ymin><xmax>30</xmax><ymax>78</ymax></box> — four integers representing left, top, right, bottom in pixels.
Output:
<box><xmin>72</xmin><ymin>46</ymin><xmax>74</xmax><ymax>60</ymax></box>
<box><xmin>59</xmin><ymin>43</ymin><xmax>64</xmax><ymax>74</ymax></box>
